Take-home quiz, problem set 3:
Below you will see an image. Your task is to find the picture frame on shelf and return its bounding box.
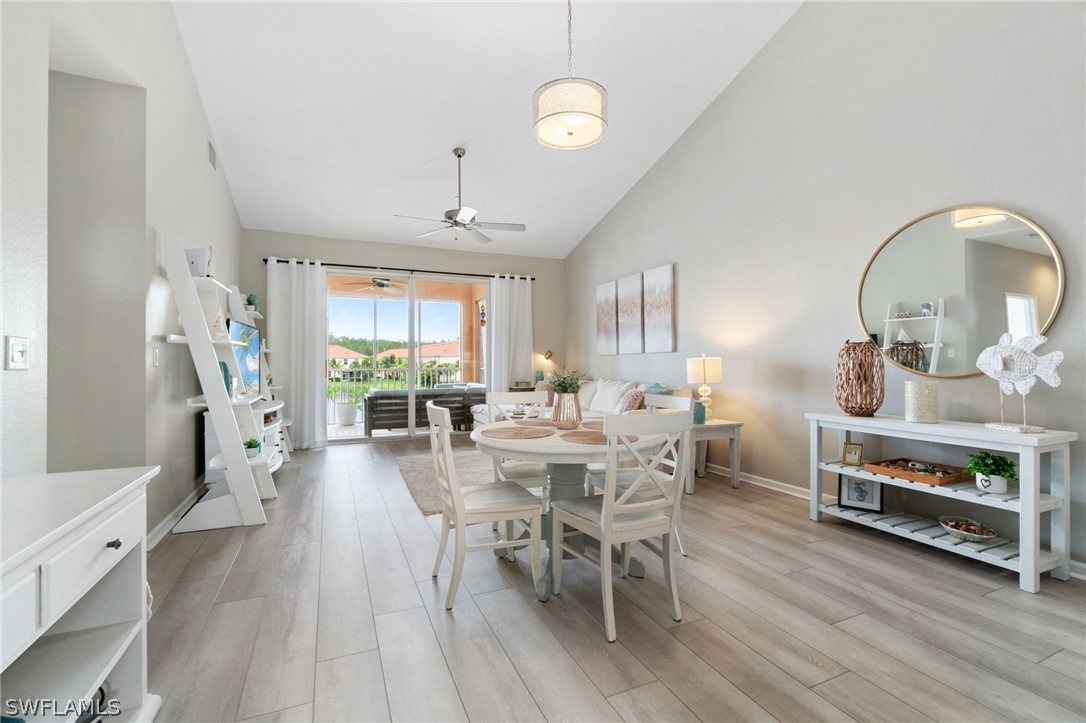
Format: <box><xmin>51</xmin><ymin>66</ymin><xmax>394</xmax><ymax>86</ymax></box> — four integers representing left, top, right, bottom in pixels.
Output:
<box><xmin>838</xmin><ymin>474</ymin><xmax>883</xmax><ymax>513</ymax></box>
<box><xmin>842</xmin><ymin>442</ymin><xmax>864</xmax><ymax>466</ymax></box>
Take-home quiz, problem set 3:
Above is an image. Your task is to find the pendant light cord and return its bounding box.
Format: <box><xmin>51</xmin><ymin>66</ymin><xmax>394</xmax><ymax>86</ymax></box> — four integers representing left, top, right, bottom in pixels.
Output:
<box><xmin>567</xmin><ymin>0</ymin><xmax>574</xmax><ymax>78</ymax></box>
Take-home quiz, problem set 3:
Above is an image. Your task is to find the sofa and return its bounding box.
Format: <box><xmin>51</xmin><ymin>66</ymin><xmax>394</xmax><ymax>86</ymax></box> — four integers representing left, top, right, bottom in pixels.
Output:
<box><xmin>471</xmin><ymin>379</ymin><xmax>693</xmax><ymax>427</ymax></box>
<box><xmin>365</xmin><ymin>384</ymin><xmax>486</xmax><ymax>436</ymax></box>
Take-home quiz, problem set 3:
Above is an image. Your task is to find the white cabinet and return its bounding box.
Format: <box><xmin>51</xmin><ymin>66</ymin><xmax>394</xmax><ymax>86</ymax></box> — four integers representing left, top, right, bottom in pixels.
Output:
<box><xmin>1</xmin><ymin>466</ymin><xmax>161</xmax><ymax>722</ymax></box>
<box><xmin>806</xmin><ymin>413</ymin><xmax>1075</xmax><ymax>593</ymax></box>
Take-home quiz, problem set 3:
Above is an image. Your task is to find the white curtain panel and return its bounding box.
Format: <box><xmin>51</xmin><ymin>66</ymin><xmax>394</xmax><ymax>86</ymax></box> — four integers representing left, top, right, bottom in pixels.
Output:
<box><xmin>267</xmin><ymin>257</ymin><xmax>328</xmax><ymax>449</ymax></box>
<box><xmin>491</xmin><ymin>275</ymin><xmax>534</xmax><ymax>392</ymax></box>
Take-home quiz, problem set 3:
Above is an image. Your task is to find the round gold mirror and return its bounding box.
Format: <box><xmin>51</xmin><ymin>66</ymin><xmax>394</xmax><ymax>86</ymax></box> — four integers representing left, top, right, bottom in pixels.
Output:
<box><xmin>857</xmin><ymin>206</ymin><xmax>1064</xmax><ymax>378</ymax></box>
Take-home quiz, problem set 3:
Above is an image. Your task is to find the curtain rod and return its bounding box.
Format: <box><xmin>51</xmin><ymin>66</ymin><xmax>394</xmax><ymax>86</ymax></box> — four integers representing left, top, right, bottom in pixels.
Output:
<box><xmin>262</xmin><ymin>257</ymin><xmax>534</xmax><ymax>281</ymax></box>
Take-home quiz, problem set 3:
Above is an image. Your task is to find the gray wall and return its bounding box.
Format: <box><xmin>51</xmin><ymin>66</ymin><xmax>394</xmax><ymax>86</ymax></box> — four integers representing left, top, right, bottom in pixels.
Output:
<box><xmin>563</xmin><ymin>3</ymin><xmax>1085</xmax><ymax>559</ymax></box>
<box><xmin>2</xmin><ymin>3</ymin><xmax>244</xmax><ymax>533</ymax></box>
<box><xmin>965</xmin><ymin>242</ymin><xmax>1060</xmax><ymax>362</ymax></box>
<box><xmin>240</xmin><ymin>229</ymin><xmax>567</xmax><ymax>376</ymax></box>
<box><xmin>48</xmin><ymin>71</ymin><xmax>147</xmax><ymax>472</ymax></box>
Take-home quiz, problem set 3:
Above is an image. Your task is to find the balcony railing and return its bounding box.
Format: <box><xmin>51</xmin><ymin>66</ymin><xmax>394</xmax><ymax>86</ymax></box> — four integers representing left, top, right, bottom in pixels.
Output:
<box><xmin>326</xmin><ymin>366</ymin><xmax>463</xmax><ymax>425</ymax></box>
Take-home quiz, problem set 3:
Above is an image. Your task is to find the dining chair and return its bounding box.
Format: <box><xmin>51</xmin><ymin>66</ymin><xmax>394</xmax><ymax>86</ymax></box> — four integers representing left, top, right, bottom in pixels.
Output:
<box><xmin>589</xmin><ymin>393</ymin><xmax>692</xmax><ymax>558</ymax></box>
<box><xmin>552</xmin><ymin>411</ymin><xmax>693</xmax><ymax>641</ymax></box>
<box><xmin>485</xmin><ymin>392</ymin><xmax>551</xmax><ymax>536</ymax></box>
<box><xmin>427</xmin><ymin>401</ymin><xmax>543</xmax><ymax>610</ymax></box>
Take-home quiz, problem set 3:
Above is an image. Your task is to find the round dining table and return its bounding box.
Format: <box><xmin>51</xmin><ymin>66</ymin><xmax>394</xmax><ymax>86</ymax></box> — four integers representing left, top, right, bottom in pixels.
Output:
<box><xmin>470</xmin><ymin>419</ymin><xmax>664</xmax><ymax>599</ymax></box>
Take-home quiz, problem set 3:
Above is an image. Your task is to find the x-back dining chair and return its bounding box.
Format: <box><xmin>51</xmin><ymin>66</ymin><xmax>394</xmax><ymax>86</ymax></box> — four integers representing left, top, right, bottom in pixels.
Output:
<box><xmin>427</xmin><ymin>401</ymin><xmax>542</xmax><ymax>609</ymax></box>
<box><xmin>485</xmin><ymin>391</ymin><xmax>551</xmax><ymax>536</ymax></box>
<box><xmin>552</xmin><ymin>410</ymin><xmax>693</xmax><ymax>641</ymax></box>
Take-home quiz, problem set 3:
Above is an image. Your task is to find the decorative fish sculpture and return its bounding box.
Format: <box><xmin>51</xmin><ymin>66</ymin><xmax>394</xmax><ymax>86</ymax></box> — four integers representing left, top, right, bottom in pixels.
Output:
<box><xmin>976</xmin><ymin>334</ymin><xmax>1063</xmax><ymax>395</ymax></box>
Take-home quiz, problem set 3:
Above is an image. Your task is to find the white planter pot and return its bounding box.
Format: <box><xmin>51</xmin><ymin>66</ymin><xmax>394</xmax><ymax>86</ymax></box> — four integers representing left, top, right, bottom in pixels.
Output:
<box><xmin>245</xmin><ymin>446</ymin><xmax>260</xmax><ymax>458</ymax></box>
<box><xmin>336</xmin><ymin>403</ymin><xmax>359</xmax><ymax>426</ymax></box>
<box><xmin>976</xmin><ymin>473</ymin><xmax>1008</xmax><ymax>494</ymax></box>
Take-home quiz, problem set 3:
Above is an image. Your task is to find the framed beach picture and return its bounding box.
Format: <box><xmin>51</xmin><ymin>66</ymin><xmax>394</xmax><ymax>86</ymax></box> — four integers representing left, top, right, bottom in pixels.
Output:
<box><xmin>617</xmin><ymin>273</ymin><xmax>643</xmax><ymax>354</ymax></box>
<box><xmin>596</xmin><ymin>281</ymin><xmax>618</xmax><ymax>355</ymax></box>
<box><xmin>642</xmin><ymin>263</ymin><xmax>675</xmax><ymax>353</ymax></box>
<box><xmin>838</xmin><ymin>475</ymin><xmax>883</xmax><ymax>513</ymax></box>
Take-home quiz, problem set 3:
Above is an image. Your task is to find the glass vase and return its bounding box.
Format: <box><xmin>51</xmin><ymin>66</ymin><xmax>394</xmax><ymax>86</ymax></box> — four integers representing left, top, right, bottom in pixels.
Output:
<box><xmin>552</xmin><ymin>392</ymin><xmax>582</xmax><ymax>430</ymax></box>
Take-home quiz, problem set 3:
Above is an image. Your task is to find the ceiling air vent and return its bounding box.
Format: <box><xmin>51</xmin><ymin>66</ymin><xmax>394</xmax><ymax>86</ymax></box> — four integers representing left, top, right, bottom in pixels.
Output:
<box><xmin>208</xmin><ymin>140</ymin><xmax>217</xmax><ymax>170</ymax></box>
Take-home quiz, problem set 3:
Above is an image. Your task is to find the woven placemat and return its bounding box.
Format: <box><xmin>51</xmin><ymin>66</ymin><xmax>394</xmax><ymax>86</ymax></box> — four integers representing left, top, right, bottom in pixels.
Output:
<box><xmin>561</xmin><ymin>431</ymin><xmax>639</xmax><ymax>445</ymax></box>
<box><xmin>515</xmin><ymin>419</ymin><xmax>555</xmax><ymax>427</ymax></box>
<box><xmin>481</xmin><ymin>426</ymin><xmax>556</xmax><ymax>440</ymax></box>
<box><xmin>580</xmin><ymin>421</ymin><xmax>604</xmax><ymax>431</ymax></box>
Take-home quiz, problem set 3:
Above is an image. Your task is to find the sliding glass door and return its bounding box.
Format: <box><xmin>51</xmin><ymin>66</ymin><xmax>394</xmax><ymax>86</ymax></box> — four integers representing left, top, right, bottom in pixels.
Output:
<box><xmin>326</xmin><ymin>272</ymin><xmax>488</xmax><ymax>439</ymax></box>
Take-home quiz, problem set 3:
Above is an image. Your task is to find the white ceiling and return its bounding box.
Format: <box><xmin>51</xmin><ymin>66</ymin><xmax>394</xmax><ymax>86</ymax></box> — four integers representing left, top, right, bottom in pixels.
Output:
<box><xmin>173</xmin><ymin>2</ymin><xmax>799</xmax><ymax>259</ymax></box>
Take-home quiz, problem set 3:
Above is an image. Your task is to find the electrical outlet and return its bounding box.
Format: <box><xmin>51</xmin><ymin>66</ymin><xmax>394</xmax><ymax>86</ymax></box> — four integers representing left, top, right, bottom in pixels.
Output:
<box><xmin>5</xmin><ymin>336</ymin><xmax>29</xmax><ymax>370</ymax></box>
<box><xmin>947</xmin><ymin>348</ymin><xmax>956</xmax><ymax>358</ymax></box>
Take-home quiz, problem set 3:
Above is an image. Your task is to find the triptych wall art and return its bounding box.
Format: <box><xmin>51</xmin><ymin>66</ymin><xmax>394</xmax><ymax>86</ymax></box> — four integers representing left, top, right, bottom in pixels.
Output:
<box><xmin>596</xmin><ymin>263</ymin><xmax>675</xmax><ymax>355</ymax></box>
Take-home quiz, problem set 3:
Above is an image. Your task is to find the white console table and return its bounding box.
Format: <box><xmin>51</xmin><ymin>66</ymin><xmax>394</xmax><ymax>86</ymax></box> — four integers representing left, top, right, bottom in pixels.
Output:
<box><xmin>806</xmin><ymin>413</ymin><xmax>1075</xmax><ymax>593</ymax></box>
<box><xmin>1</xmin><ymin>466</ymin><xmax>161</xmax><ymax>721</ymax></box>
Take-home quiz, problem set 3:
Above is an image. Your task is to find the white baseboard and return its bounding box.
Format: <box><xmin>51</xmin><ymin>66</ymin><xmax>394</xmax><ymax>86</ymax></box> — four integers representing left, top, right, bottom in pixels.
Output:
<box><xmin>703</xmin><ymin>462</ymin><xmax>1084</xmax><ymax>581</ymax></box>
<box><xmin>147</xmin><ymin>483</ymin><xmax>206</xmax><ymax>552</ymax></box>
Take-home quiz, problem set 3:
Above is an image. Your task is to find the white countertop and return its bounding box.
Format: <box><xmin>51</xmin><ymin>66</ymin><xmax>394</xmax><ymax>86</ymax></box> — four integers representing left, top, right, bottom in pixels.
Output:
<box><xmin>2</xmin><ymin>466</ymin><xmax>160</xmax><ymax>576</ymax></box>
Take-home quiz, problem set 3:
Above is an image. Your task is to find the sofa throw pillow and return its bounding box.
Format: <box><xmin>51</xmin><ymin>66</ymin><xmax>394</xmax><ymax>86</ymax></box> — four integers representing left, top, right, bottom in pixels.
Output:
<box><xmin>535</xmin><ymin>379</ymin><xmax>555</xmax><ymax>406</ymax></box>
<box><xmin>644</xmin><ymin>383</ymin><xmax>674</xmax><ymax>396</ymax></box>
<box><xmin>615</xmin><ymin>389</ymin><xmax>645</xmax><ymax>414</ymax></box>
<box><xmin>589</xmin><ymin>379</ymin><xmax>638</xmax><ymax>414</ymax></box>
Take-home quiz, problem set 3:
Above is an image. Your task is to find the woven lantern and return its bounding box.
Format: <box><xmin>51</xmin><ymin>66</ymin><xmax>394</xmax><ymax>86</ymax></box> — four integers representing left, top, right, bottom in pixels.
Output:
<box><xmin>834</xmin><ymin>340</ymin><xmax>885</xmax><ymax>416</ymax></box>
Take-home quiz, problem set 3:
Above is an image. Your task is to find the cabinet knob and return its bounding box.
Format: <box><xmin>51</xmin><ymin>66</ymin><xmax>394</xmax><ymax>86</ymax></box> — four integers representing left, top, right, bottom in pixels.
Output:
<box><xmin>106</xmin><ymin>538</ymin><xmax>124</xmax><ymax>550</ymax></box>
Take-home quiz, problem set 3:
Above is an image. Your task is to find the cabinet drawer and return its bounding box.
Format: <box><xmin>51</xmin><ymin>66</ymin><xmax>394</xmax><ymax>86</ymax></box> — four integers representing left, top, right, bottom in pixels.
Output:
<box><xmin>1</xmin><ymin>570</ymin><xmax>39</xmax><ymax>669</ymax></box>
<box><xmin>41</xmin><ymin>495</ymin><xmax>145</xmax><ymax>623</ymax></box>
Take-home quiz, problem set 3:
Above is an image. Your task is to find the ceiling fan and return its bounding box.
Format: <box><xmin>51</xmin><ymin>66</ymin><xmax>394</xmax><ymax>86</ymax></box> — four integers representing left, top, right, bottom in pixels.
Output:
<box><xmin>395</xmin><ymin>147</ymin><xmax>526</xmax><ymax>244</ymax></box>
<box><xmin>342</xmin><ymin>277</ymin><xmax>406</xmax><ymax>296</ymax></box>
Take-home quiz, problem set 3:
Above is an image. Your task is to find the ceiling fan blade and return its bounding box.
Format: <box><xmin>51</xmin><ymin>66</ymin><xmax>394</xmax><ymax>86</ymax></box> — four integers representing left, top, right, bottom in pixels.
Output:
<box><xmin>455</xmin><ymin>206</ymin><xmax>478</xmax><ymax>224</ymax></box>
<box><xmin>466</xmin><ymin>227</ymin><xmax>493</xmax><ymax>244</ymax></box>
<box><xmin>394</xmin><ymin>214</ymin><xmax>446</xmax><ymax>223</ymax></box>
<box><xmin>414</xmin><ymin>226</ymin><xmax>452</xmax><ymax>239</ymax></box>
<box><xmin>472</xmin><ymin>222</ymin><xmax>526</xmax><ymax>232</ymax></box>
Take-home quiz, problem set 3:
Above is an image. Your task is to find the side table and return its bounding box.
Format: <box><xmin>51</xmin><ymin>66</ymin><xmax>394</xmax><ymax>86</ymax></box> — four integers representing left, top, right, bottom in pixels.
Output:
<box><xmin>688</xmin><ymin>419</ymin><xmax>743</xmax><ymax>492</ymax></box>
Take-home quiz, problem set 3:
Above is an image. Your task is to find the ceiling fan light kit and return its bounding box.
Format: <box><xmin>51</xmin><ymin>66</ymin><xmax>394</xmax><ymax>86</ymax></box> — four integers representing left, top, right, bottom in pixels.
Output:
<box><xmin>533</xmin><ymin>0</ymin><xmax>608</xmax><ymax>150</ymax></box>
<box><xmin>393</xmin><ymin>147</ymin><xmax>527</xmax><ymax>244</ymax></box>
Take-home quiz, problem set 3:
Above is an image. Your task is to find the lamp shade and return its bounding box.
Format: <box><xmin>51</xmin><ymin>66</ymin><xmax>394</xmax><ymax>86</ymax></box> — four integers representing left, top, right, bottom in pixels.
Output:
<box><xmin>686</xmin><ymin>356</ymin><xmax>723</xmax><ymax>385</ymax></box>
<box><xmin>533</xmin><ymin>77</ymin><xmax>608</xmax><ymax>149</ymax></box>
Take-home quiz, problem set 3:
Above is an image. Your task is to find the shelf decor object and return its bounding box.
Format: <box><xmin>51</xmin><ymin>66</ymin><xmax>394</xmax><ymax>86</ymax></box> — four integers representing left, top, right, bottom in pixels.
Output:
<box><xmin>532</xmin><ymin>0</ymin><xmax>607</xmax><ymax>150</ymax></box>
<box><xmin>904</xmin><ymin>380</ymin><xmax>938</xmax><ymax>423</ymax></box>
<box><xmin>833</xmin><ymin>340</ymin><xmax>884</xmax><ymax>417</ymax></box>
<box><xmin>976</xmin><ymin>333</ymin><xmax>1063</xmax><ymax>433</ymax></box>
<box><xmin>807</xmin><ymin>412</ymin><xmax>1076</xmax><ymax>593</ymax></box>
<box><xmin>686</xmin><ymin>354</ymin><xmax>723</xmax><ymax>421</ymax></box>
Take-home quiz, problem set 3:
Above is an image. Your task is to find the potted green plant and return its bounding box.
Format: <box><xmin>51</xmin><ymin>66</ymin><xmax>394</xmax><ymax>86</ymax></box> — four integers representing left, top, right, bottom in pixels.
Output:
<box><xmin>244</xmin><ymin>437</ymin><xmax>261</xmax><ymax>458</ymax></box>
<box><xmin>336</xmin><ymin>387</ymin><xmax>364</xmax><ymax>426</ymax></box>
<box><xmin>549</xmin><ymin>370</ymin><xmax>587</xmax><ymax>429</ymax></box>
<box><xmin>964</xmin><ymin>451</ymin><xmax>1017</xmax><ymax>493</ymax></box>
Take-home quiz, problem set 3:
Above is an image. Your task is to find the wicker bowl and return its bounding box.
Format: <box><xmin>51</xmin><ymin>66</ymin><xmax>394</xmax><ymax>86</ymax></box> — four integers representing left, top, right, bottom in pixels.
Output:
<box><xmin>939</xmin><ymin>516</ymin><xmax>996</xmax><ymax>543</ymax></box>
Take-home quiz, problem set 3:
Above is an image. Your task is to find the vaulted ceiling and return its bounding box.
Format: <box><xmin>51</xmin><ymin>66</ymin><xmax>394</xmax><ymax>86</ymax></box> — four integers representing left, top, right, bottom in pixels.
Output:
<box><xmin>174</xmin><ymin>2</ymin><xmax>799</xmax><ymax>258</ymax></box>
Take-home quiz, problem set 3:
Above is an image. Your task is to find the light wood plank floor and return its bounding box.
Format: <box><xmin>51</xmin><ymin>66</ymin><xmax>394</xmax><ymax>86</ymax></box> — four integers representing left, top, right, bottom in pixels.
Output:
<box><xmin>148</xmin><ymin>438</ymin><xmax>1086</xmax><ymax>722</ymax></box>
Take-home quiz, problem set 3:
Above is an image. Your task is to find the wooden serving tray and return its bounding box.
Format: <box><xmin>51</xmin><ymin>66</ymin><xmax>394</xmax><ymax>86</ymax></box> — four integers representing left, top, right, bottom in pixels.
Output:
<box><xmin>862</xmin><ymin>458</ymin><xmax>972</xmax><ymax>486</ymax></box>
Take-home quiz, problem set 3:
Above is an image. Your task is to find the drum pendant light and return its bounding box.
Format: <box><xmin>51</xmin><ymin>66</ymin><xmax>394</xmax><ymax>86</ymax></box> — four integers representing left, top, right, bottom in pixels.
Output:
<box><xmin>533</xmin><ymin>0</ymin><xmax>608</xmax><ymax>150</ymax></box>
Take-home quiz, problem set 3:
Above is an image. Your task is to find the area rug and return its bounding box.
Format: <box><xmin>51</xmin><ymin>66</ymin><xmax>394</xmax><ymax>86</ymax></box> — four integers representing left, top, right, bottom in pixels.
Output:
<box><xmin>396</xmin><ymin>450</ymin><xmax>494</xmax><ymax>516</ymax></box>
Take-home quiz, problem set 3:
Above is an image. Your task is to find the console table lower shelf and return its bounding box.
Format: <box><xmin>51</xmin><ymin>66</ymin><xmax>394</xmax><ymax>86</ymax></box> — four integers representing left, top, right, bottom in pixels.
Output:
<box><xmin>818</xmin><ymin>504</ymin><xmax>1061</xmax><ymax>575</ymax></box>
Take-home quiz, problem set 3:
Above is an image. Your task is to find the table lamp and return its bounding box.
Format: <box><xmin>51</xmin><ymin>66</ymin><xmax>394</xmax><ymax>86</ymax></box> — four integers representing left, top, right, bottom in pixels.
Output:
<box><xmin>686</xmin><ymin>354</ymin><xmax>723</xmax><ymax>420</ymax></box>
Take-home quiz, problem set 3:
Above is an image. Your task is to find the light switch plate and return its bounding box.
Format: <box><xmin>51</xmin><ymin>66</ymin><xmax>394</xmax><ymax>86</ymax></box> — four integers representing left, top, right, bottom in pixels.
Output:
<box><xmin>5</xmin><ymin>336</ymin><xmax>29</xmax><ymax>370</ymax></box>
